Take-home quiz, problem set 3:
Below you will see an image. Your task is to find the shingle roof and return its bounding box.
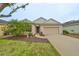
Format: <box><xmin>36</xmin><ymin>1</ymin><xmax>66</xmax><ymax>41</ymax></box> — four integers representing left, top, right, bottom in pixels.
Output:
<box><xmin>0</xmin><ymin>19</ymin><xmax>8</xmax><ymax>24</ymax></box>
<box><xmin>46</xmin><ymin>18</ymin><xmax>61</xmax><ymax>24</ymax></box>
<box><xmin>33</xmin><ymin>17</ymin><xmax>61</xmax><ymax>25</ymax></box>
<box><xmin>33</xmin><ymin>17</ymin><xmax>47</xmax><ymax>24</ymax></box>
<box><xmin>63</xmin><ymin>20</ymin><xmax>79</xmax><ymax>26</ymax></box>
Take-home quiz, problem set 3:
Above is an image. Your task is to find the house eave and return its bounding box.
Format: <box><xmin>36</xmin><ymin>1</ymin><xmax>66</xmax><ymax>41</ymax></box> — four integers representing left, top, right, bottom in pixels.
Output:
<box><xmin>32</xmin><ymin>22</ymin><xmax>62</xmax><ymax>26</ymax></box>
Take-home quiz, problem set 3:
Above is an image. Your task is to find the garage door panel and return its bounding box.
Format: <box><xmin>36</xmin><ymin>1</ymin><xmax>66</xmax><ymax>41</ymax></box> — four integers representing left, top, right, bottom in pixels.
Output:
<box><xmin>44</xmin><ymin>27</ymin><xmax>59</xmax><ymax>35</ymax></box>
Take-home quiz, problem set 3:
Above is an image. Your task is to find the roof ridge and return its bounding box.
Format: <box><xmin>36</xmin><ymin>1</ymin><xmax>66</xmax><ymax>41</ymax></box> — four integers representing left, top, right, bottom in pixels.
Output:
<box><xmin>47</xmin><ymin>18</ymin><xmax>61</xmax><ymax>24</ymax></box>
<box><xmin>32</xmin><ymin>17</ymin><xmax>61</xmax><ymax>25</ymax></box>
<box><xmin>33</xmin><ymin>17</ymin><xmax>47</xmax><ymax>22</ymax></box>
<box><xmin>63</xmin><ymin>20</ymin><xmax>79</xmax><ymax>25</ymax></box>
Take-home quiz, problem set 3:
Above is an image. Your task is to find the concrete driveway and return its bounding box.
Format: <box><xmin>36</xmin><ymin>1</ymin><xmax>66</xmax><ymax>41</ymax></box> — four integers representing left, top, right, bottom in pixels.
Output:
<box><xmin>46</xmin><ymin>35</ymin><xmax>79</xmax><ymax>56</ymax></box>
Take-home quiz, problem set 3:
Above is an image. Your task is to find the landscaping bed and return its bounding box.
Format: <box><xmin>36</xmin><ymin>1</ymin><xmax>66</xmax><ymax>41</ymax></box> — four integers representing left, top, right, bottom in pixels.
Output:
<box><xmin>2</xmin><ymin>35</ymin><xmax>48</xmax><ymax>42</ymax></box>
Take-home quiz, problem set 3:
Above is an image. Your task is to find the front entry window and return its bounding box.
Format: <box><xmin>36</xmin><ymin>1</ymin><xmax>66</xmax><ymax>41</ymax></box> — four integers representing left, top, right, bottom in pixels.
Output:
<box><xmin>36</xmin><ymin>26</ymin><xmax>40</xmax><ymax>33</ymax></box>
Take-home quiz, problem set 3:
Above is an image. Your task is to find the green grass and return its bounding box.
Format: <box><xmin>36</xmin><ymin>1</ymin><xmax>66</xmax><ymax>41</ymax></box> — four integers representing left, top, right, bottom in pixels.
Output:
<box><xmin>0</xmin><ymin>40</ymin><xmax>60</xmax><ymax>56</ymax></box>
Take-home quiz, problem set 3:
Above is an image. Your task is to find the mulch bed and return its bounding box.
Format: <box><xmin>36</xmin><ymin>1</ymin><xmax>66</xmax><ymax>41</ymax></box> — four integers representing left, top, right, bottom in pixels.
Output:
<box><xmin>2</xmin><ymin>35</ymin><xmax>49</xmax><ymax>42</ymax></box>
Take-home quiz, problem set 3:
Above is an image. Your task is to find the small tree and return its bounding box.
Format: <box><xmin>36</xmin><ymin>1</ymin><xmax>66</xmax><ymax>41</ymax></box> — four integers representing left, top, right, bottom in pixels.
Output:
<box><xmin>63</xmin><ymin>30</ymin><xmax>69</xmax><ymax>35</ymax></box>
<box><xmin>4</xmin><ymin>19</ymin><xmax>31</xmax><ymax>36</ymax></box>
<box><xmin>21</xmin><ymin>19</ymin><xmax>32</xmax><ymax>32</ymax></box>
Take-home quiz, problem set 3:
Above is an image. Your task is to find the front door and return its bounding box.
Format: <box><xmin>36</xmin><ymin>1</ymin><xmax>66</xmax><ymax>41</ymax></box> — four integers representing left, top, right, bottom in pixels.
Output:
<box><xmin>36</xmin><ymin>26</ymin><xmax>40</xmax><ymax>33</ymax></box>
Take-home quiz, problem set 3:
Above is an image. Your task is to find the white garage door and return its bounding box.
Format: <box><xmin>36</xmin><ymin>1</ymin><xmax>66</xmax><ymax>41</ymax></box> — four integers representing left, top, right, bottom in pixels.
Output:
<box><xmin>44</xmin><ymin>27</ymin><xmax>59</xmax><ymax>35</ymax></box>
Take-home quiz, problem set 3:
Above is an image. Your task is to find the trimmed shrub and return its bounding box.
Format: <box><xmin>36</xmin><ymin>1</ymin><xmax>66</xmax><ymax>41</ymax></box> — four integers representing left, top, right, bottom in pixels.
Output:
<box><xmin>63</xmin><ymin>30</ymin><xmax>70</xmax><ymax>35</ymax></box>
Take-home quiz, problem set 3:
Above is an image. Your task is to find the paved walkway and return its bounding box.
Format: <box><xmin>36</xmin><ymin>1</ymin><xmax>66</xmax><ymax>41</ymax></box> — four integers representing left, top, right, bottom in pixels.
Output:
<box><xmin>46</xmin><ymin>35</ymin><xmax>79</xmax><ymax>56</ymax></box>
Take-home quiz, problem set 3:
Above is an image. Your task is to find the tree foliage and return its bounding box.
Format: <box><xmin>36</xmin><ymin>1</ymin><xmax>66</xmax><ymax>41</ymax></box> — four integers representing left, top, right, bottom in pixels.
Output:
<box><xmin>0</xmin><ymin>3</ymin><xmax>29</xmax><ymax>17</ymax></box>
<box><xmin>4</xmin><ymin>19</ymin><xmax>31</xmax><ymax>36</ymax></box>
<box><xmin>63</xmin><ymin>30</ymin><xmax>69</xmax><ymax>35</ymax></box>
<box><xmin>21</xmin><ymin>19</ymin><xmax>32</xmax><ymax>32</ymax></box>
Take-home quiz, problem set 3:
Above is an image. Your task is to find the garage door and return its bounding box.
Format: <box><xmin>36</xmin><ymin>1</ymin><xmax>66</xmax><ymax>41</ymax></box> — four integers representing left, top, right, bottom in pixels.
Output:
<box><xmin>44</xmin><ymin>27</ymin><xmax>59</xmax><ymax>35</ymax></box>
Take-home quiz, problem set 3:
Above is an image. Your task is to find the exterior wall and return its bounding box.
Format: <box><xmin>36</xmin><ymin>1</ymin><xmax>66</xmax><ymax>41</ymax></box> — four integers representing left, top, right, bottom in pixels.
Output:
<box><xmin>0</xmin><ymin>30</ymin><xmax>4</xmax><ymax>36</ymax></box>
<box><xmin>32</xmin><ymin>24</ymin><xmax>36</xmax><ymax>35</ymax></box>
<box><xmin>32</xmin><ymin>24</ymin><xmax>62</xmax><ymax>35</ymax></box>
<box><xmin>63</xmin><ymin>24</ymin><xmax>79</xmax><ymax>34</ymax></box>
<box><xmin>59</xmin><ymin>25</ymin><xmax>63</xmax><ymax>34</ymax></box>
<box><xmin>40</xmin><ymin>25</ymin><xmax>44</xmax><ymax>33</ymax></box>
<box><xmin>0</xmin><ymin>24</ymin><xmax>6</xmax><ymax>36</ymax></box>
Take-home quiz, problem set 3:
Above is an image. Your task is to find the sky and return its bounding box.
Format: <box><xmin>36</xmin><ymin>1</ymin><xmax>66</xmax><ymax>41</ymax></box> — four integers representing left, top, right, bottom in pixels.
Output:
<box><xmin>0</xmin><ymin>3</ymin><xmax>79</xmax><ymax>23</ymax></box>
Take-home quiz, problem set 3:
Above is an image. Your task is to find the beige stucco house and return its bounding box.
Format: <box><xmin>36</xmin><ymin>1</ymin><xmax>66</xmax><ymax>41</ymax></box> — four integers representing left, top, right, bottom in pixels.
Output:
<box><xmin>0</xmin><ymin>18</ymin><xmax>62</xmax><ymax>36</ymax></box>
<box><xmin>32</xmin><ymin>17</ymin><xmax>62</xmax><ymax>36</ymax></box>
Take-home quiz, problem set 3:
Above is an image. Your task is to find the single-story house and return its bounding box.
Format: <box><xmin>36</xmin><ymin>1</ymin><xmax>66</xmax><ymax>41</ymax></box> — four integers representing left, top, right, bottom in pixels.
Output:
<box><xmin>32</xmin><ymin>17</ymin><xmax>62</xmax><ymax>36</ymax></box>
<box><xmin>0</xmin><ymin>19</ymin><xmax>7</xmax><ymax>36</ymax></box>
<box><xmin>0</xmin><ymin>18</ymin><xmax>62</xmax><ymax>36</ymax></box>
<box><xmin>63</xmin><ymin>20</ymin><xmax>79</xmax><ymax>34</ymax></box>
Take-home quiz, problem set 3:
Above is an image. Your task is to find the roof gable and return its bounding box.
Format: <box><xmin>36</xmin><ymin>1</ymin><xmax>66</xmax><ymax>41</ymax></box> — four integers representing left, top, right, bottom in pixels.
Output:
<box><xmin>46</xmin><ymin>18</ymin><xmax>61</xmax><ymax>24</ymax></box>
<box><xmin>33</xmin><ymin>17</ymin><xmax>47</xmax><ymax>24</ymax></box>
<box><xmin>33</xmin><ymin>17</ymin><xmax>61</xmax><ymax>25</ymax></box>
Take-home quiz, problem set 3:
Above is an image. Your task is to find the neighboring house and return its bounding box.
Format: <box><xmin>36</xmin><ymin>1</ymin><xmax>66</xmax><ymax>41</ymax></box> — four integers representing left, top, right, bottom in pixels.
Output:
<box><xmin>0</xmin><ymin>19</ymin><xmax>7</xmax><ymax>36</ymax></box>
<box><xmin>63</xmin><ymin>20</ymin><xmax>79</xmax><ymax>34</ymax></box>
<box><xmin>32</xmin><ymin>17</ymin><xmax>62</xmax><ymax>36</ymax></box>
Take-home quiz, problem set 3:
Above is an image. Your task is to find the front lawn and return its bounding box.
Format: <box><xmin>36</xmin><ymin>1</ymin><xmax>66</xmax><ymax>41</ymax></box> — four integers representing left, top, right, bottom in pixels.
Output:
<box><xmin>0</xmin><ymin>40</ymin><xmax>60</xmax><ymax>56</ymax></box>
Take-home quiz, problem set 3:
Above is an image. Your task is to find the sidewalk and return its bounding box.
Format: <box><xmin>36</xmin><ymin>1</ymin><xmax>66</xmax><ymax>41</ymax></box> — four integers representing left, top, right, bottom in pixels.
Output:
<box><xmin>46</xmin><ymin>35</ymin><xmax>79</xmax><ymax>56</ymax></box>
